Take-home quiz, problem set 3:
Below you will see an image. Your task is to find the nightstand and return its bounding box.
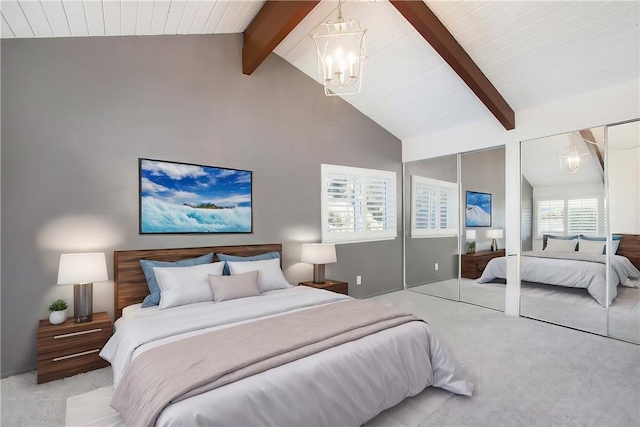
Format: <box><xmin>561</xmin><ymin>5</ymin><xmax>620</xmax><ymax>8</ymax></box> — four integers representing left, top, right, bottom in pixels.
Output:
<box><xmin>299</xmin><ymin>279</ymin><xmax>348</xmax><ymax>295</ymax></box>
<box><xmin>37</xmin><ymin>311</ymin><xmax>111</xmax><ymax>384</ymax></box>
<box><xmin>461</xmin><ymin>249</ymin><xmax>505</xmax><ymax>279</ymax></box>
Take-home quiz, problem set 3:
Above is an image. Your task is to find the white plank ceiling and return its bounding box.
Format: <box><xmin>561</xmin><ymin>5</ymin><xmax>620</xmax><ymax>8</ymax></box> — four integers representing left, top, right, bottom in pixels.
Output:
<box><xmin>2</xmin><ymin>0</ymin><xmax>639</xmax><ymax>141</ymax></box>
<box><xmin>521</xmin><ymin>130</ymin><xmax>604</xmax><ymax>188</ymax></box>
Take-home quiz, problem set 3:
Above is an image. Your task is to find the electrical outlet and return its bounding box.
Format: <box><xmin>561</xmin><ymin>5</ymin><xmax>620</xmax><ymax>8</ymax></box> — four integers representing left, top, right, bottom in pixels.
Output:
<box><xmin>435</xmin><ymin>263</ymin><xmax>439</xmax><ymax>271</ymax></box>
<box><xmin>356</xmin><ymin>275</ymin><xmax>362</xmax><ymax>285</ymax></box>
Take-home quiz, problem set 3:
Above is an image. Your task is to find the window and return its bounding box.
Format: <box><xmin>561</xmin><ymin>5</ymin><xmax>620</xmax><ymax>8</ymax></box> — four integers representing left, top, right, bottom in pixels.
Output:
<box><xmin>567</xmin><ymin>198</ymin><xmax>598</xmax><ymax>235</ymax></box>
<box><xmin>536</xmin><ymin>200</ymin><xmax>565</xmax><ymax>236</ymax></box>
<box><xmin>411</xmin><ymin>176</ymin><xmax>458</xmax><ymax>237</ymax></box>
<box><xmin>535</xmin><ymin>198</ymin><xmax>600</xmax><ymax>237</ymax></box>
<box><xmin>321</xmin><ymin>164</ymin><xmax>397</xmax><ymax>243</ymax></box>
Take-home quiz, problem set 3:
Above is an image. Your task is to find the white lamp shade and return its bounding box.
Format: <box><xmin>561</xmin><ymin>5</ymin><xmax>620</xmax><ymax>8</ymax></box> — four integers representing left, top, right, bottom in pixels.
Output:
<box><xmin>301</xmin><ymin>244</ymin><xmax>337</xmax><ymax>264</ymax></box>
<box><xmin>57</xmin><ymin>253</ymin><xmax>108</xmax><ymax>285</ymax></box>
<box><xmin>466</xmin><ymin>230</ymin><xmax>476</xmax><ymax>240</ymax></box>
<box><xmin>486</xmin><ymin>229</ymin><xmax>503</xmax><ymax>239</ymax></box>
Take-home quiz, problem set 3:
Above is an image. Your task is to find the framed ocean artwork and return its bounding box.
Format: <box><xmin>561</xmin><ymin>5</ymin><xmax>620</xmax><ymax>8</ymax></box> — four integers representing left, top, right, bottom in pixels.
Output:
<box><xmin>139</xmin><ymin>158</ymin><xmax>252</xmax><ymax>234</ymax></box>
<box><xmin>465</xmin><ymin>191</ymin><xmax>491</xmax><ymax>227</ymax></box>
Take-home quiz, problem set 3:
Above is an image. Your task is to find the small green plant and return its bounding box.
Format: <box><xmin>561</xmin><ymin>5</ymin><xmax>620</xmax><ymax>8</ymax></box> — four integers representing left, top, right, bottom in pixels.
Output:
<box><xmin>48</xmin><ymin>299</ymin><xmax>68</xmax><ymax>312</ymax></box>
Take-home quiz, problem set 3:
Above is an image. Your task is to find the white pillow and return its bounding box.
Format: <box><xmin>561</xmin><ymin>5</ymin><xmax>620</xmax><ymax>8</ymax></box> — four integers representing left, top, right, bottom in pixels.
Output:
<box><xmin>154</xmin><ymin>262</ymin><xmax>224</xmax><ymax>309</ymax></box>
<box><xmin>208</xmin><ymin>270</ymin><xmax>261</xmax><ymax>302</ymax></box>
<box><xmin>226</xmin><ymin>258</ymin><xmax>290</xmax><ymax>292</ymax></box>
<box><xmin>544</xmin><ymin>238</ymin><xmax>577</xmax><ymax>252</ymax></box>
<box><xmin>578</xmin><ymin>239</ymin><xmax>606</xmax><ymax>254</ymax></box>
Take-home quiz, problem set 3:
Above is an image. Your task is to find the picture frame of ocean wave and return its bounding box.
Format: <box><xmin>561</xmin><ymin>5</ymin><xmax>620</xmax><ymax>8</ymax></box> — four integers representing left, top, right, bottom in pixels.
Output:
<box><xmin>139</xmin><ymin>158</ymin><xmax>252</xmax><ymax>234</ymax></box>
<box><xmin>465</xmin><ymin>190</ymin><xmax>491</xmax><ymax>227</ymax></box>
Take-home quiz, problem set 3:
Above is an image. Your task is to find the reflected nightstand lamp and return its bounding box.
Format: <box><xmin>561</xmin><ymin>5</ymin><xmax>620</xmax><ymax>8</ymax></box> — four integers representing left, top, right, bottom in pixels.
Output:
<box><xmin>57</xmin><ymin>253</ymin><xmax>108</xmax><ymax>323</ymax></box>
<box><xmin>487</xmin><ymin>229</ymin><xmax>503</xmax><ymax>252</ymax></box>
<box><xmin>301</xmin><ymin>243</ymin><xmax>337</xmax><ymax>284</ymax></box>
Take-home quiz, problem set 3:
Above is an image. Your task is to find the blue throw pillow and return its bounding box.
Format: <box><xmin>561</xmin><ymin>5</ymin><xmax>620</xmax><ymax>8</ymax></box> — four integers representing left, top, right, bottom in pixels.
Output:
<box><xmin>216</xmin><ymin>251</ymin><xmax>280</xmax><ymax>275</ymax></box>
<box><xmin>140</xmin><ymin>253</ymin><xmax>214</xmax><ymax>307</ymax></box>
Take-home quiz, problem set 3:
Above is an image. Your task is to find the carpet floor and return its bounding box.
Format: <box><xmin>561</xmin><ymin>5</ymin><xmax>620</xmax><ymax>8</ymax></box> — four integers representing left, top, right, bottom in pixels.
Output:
<box><xmin>2</xmin><ymin>290</ymin><xmax>639</xmax><ymax>427</ymax></box>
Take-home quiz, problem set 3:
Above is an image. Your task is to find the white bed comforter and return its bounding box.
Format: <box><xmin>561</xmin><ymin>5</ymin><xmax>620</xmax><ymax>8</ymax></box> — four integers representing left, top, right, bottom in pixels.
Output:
<box><xmin>478</xmin><ymin>252</ymin><xmax>640</xmax><ymax>307</ymax></box>
<box><xmin>101</xmin><ymin>287</ymin><xmax>472</xmax><ymax>426</ymax></box>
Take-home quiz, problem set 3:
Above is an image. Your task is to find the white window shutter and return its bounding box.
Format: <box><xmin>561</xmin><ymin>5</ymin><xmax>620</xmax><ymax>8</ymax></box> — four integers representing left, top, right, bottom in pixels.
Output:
<box><xmin>322</xmin><ymin>164</ymin><xmax>397</xmax><ymax>243</ymax></box>
<box><xmin>411</xmin><ymin>176</ymin><xmax>458</xmax><ymax>238</ymax></box>
<box><xmin>536</xmin><ymin>200</ymin><xmax>565</xmax><ymax>237</ymax></box>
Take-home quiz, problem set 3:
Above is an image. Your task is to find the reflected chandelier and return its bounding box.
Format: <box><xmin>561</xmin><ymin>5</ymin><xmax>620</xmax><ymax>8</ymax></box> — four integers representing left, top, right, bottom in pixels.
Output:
<box><xmin>558</xmin><ymin>133</ymin><xmax>589</xmax><ymax>173</ymax></box>
<box><xmin>310</xmin><ymin>0</ymin><xmax>367</xmax><ymax>96</ymax></box>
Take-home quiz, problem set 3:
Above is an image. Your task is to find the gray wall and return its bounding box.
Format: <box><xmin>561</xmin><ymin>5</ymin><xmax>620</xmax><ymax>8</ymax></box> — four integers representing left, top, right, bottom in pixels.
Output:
<box><xmin>461</xmin><ymin>147</ymin><xmax>506</xmax><ymax>251</ymax></box>
<box><xmin>404</xmin><ymin>155</ymin><xmax>458</xmax><ymax>286</ymax></box>
<box><xmin>521</xmin><ymin>176</ymin><xmax>534</xmax><ymax>251</ymax></box>
<box><xmin>1</xmin><ymin>34</ymin><xmax>402</xmax><ymax>376</ymax></box>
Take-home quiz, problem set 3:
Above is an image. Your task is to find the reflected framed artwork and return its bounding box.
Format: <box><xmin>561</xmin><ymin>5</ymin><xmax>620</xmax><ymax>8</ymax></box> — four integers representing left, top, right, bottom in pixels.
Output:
<box><xmin>139</xmin><ymin>158</ymin><xmax>252</xmax><ymax>234</ymax></box>
<box><xmin>465</xmin><ymin>191</ymin><xmax>491</xmax><ymax>227</ymax></box>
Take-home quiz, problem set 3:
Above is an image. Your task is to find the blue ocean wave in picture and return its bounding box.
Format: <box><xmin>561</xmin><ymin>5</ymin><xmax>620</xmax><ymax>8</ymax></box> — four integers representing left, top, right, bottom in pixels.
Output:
<box><xmin>141</xmin><ymin>197</ymin><xmax>252</xmax><ymax>233</ymax></box>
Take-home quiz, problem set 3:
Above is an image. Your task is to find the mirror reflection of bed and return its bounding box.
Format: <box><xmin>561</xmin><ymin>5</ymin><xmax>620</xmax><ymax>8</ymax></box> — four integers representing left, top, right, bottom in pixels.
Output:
<box><xmin>474</xmin><ymin>124</ymin><xmax>640</xmax><ymax>343</ymax></box>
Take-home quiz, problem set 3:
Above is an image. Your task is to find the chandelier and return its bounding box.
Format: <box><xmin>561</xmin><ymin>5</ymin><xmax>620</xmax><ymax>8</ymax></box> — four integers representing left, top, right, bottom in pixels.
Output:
<box><xmin>310</xmin><ymin>1</ymin><xmax>366</xmax><ymax>96</ymax></box>
<box><xmin>558</xmin><ymin>133</ymin><xmax>589</xmax><ymax>173</ymax></box>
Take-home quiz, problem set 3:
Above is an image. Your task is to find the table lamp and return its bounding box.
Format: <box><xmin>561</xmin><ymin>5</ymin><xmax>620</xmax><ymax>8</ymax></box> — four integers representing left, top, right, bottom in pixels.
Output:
<box><xmin>486</xmin><ymin>229</ymin><xmax>503</xmax><ymax>252</ymax></box>
<box><xmin>301</xmin><ymin>243</ymin><xmax>337</xmax><ymax>284</ymax></box>
<box><xmin>57</xmin><ymin>253</ymin><xmax>108</xmax><ymax>323</ymax></box>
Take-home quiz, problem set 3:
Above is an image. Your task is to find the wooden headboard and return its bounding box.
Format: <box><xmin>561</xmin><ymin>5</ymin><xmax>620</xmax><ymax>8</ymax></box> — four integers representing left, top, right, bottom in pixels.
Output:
<box><xmin>618</xmin><ymin>234</ymin><xmax>640</xmax><ymax>270</ymax></box>
<box><xmin>114</xmin><ymin>244</ymin><xmax>282</xmax><ymax>320</ymax></box>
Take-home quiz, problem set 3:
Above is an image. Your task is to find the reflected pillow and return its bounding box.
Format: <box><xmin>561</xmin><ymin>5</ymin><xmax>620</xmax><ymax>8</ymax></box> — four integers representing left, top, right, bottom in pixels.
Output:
<box><xmin>208</xmin><ymin>270</ymin><xmax>261</xmax><ymax>302</ymax></box>
<box><xmin>544</xmin><ymin>238</ymin><xmax>578</xmax><ymax>252</ymax></box>
<box><xmin>577</xmin><ymin>239</ymin><xmax>607</xmax><ymax>255</ymax></box>
<box><xmin>543</xmin><ymin>234</ymin><xmax>578</xmax><ymax>250</ymax></box>
<box><xmin>216</xmin><ymin>251</ymin><xmax>281</xmax><ymax>275</ymax></box>
<box><xmin>579</xmin><ymin>234</ymin><xmax>621</xmax><ymax>254</ymax></box>
<box><xmin>140</xmin><ymin>253</ymin><xmax>214</xmax><ymax>308</ymax></box>
<box><xmin>154</xmin><ymin>262</ymin><xmax>224</xmax><ymax>309</ymax></box>
<box><xmin>227</xmin><ymin>258</ymin><xmax>290</xmax><ymax>292</ymax></box>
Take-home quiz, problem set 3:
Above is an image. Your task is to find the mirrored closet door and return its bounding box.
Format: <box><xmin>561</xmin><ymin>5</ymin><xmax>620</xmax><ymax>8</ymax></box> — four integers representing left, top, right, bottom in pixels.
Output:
<box><xmin>459</xmin><ymin>147</ymin><xmax>506</xmax><ymax>312</ymax></box>
<box><xmin>520</xmin><ymin>127</ymin><xmax>608</xmax><ymax>335</ymax></box>
<box><xmin>404</xmin><ymin>154</ymin><xmax>460</xmax><ymax>301</ymax></box>
<box><xmin>606</xmin><ymin>119</ymin><xmax>640</xmax><ymax>343</ymax></box>
<box><xmin>404</xmin><ymin>148</ymin><xmax>507</xmax><ymax>312</ymax></box>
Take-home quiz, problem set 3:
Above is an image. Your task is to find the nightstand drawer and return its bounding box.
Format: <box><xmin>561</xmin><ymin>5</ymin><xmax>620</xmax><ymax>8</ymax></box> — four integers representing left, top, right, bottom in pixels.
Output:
<box><xmin>37</xmin><ymin>327</ymin><xmax>111</xmax><ymax>360</ymax></box>
<box><xmin>37</xmin><ymin>349</ymin><xmax>108</xmax><ymax>384</ymax></box>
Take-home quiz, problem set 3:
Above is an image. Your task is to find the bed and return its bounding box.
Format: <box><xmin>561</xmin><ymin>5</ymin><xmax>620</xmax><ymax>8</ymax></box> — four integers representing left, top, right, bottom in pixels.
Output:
<box><xmin>101</xmin><ymin>244</ymin><xmax>473</xmax><ymax>427</ymax></box>
<box><xmin>478</xmin><ymin>234</ymin><xmax>640</xmax><ymax>307</ymax></box>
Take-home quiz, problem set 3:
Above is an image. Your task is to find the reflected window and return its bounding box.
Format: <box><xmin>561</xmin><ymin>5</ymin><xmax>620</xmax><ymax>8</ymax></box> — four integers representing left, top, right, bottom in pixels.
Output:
<box><xmin>411</xmin><ymin>176</ymin><xmax>458</xmax><ymax>237</ymax></box>
<box><xmin>536</xmin><ymin>197</ymin><xmax>601</xmax><ymax>238</ymax></box>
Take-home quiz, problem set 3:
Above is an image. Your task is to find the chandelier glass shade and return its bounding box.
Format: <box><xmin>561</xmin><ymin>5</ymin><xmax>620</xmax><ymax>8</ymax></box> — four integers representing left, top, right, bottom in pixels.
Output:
<box><xmin>558</xmin><ymin>139</ymin><xmax>589</xmax><ymax>173</ymax></box>
<box><xmin>311</xmin><ymin>1</ymin><xmax>366</xmax><ymax>96</ymax></box>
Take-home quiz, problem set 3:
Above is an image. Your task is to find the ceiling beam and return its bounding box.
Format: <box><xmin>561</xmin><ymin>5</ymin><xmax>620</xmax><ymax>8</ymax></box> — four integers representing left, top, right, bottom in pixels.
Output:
<box><xmin>389</xmin><ymin>0</ymin><xmax>515</xmax><ymax>130</ymax></box>
<box><xmin>579</xmin><ymin>129</ymin><xmax>604</xmax><ymax>183</ymax></box>
<box><xmin>242</xmin><ymin>0</ymin><xmax>319</xmax><ymax>75</ymax></box>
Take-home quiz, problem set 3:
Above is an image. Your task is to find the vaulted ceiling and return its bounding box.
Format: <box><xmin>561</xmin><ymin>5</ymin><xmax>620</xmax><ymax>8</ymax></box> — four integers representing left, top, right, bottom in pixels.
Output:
<box><xmin>2</xmin><ymin>1</ymin><xmax>639</xmax><ymax>142</ymax></box>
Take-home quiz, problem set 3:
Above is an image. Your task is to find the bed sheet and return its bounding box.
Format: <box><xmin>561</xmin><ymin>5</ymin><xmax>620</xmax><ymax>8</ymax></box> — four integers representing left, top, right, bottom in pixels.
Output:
<box><xmin>101</xmin><ymin>287</ymin><xmax>472</xmax><ymax>426</ymax></box>
<box><xmin>478</xmin><ymin>252</ymin><xmax>639</xmax><ymax>306</ymax></box>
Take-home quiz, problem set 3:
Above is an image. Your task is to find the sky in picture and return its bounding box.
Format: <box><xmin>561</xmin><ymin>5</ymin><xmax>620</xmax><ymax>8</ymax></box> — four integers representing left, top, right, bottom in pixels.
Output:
<box><xmin>466</xmin><ymin>192</ymin><xmax>491</xmax><ymax>227</ymax></box>
<box><xmin>140</xmin><ymin>159</ymin><xmax>252</xmax><ymax>233</ymax></box>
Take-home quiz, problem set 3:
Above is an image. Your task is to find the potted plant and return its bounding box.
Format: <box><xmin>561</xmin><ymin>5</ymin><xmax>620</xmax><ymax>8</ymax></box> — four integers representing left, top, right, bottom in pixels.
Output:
<box><xmin>48</xmin><ymin>299</ymin><xmax>68</xmax><ymax>325</ymax></box>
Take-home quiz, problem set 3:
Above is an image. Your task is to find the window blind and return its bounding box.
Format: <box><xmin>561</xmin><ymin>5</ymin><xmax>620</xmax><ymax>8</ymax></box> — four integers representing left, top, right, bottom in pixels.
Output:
<box><xmin>536</xmin><ymin>200</ymin><xmax>565</xmax><ymax>237</ymax></box>
<box><xmin>411</xmin><ymin>176</ymin><xmax>458</xmax><ymax>237</ymax></box>
<box><xmin>567</xmin><ymin>198</ymin><xmax>598</xmax><ymax>235</ymax></box>
<box><xmin>322</xmin><ymin>164</ymin><xmax>396</xmax><ymax>243</ymax></box>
